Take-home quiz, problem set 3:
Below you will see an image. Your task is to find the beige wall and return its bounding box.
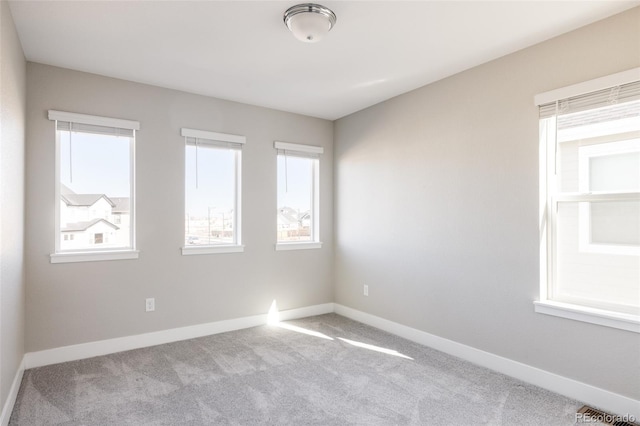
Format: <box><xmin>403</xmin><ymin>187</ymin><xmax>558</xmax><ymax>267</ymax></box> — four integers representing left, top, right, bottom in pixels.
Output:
<box><xmin>334</xmin><ymin>8</ymin><xmax>640</xmax><ymax>399</ymax></box>
<box><xmin>0</xmin><ymin>0</ymin><xmax>26</xmax><ymax>410</ymax></box>
<box><xmin>25</xmin><ymin>63</ymin><xmax>334</xmax><ymax>352</ymax></box>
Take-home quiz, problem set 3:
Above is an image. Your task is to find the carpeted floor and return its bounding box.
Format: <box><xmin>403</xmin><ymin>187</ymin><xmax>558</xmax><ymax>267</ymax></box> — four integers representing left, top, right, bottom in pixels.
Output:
<box><xmin>10</xmin><ymin>314</ymin><xmax>583</xmax><ymax>425</ymax></box>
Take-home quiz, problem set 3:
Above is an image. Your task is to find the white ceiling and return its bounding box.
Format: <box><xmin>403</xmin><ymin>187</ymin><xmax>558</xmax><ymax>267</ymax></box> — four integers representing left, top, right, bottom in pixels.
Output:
<box><xmin>9</xmin><ymin>1</ymin><xmax>640</xmax><ymax>120</ymax></box>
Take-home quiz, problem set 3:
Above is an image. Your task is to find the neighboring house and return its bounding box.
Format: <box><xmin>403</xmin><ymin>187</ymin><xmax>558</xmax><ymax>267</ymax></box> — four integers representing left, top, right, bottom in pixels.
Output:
<box><xmin>61</xmin><ymin>218</ymin><xmax>119</xmax><ymax>249</ymax></box>
<box><xmin>277</xmin><ymin>206</ymin><xmax>310</xmax><ymax>240</ymax></box>
<box><xmin>110</xmin><ymin>197</ymin><xmax>130</xmax><ymax>226</ymax></box>
<box><xmin>60</xmin><ymin>185</ymin><xmax>114</xmax><ymax>225</ymax></box>
<box><xmin>60</xmin><ymin>185</ymin><xmax>130</xmax><ymax>249</ymax></box>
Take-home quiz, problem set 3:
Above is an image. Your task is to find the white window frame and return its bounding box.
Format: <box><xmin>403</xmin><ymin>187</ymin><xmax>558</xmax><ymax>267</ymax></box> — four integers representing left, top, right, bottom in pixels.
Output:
<box><xmin>535</xmin><ymin>68</ymin><xmax>640</xmax><ymax>333</ymax></box>
<box><xmin>181</xmin><ymin>128</ymin><xmax>245</xmax><ymax>256</ymax></box>
<box><xmin>275</xmin><ymin>141</ymin><xmax>323</xmax><ymax>251</ymax></box>
<box><xmin>49</xmin><ymin>110</ymin><xmax>139</xmax><ymax>264</ymax></box>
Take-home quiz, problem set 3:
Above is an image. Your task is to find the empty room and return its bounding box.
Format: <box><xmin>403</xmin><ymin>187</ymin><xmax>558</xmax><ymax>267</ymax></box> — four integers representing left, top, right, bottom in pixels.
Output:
<box><xmin>1</xmin><ymin>1</ymin><xmax>639</xmax><ymax>424</ymax></box>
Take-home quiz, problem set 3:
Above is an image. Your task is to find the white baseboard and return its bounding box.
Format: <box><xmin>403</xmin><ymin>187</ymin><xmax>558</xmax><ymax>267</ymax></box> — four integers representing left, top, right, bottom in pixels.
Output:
<box><xmin>278</xmin><ymin>302</ymin><xmax>335</xmax><ymax>321</ymax></box>
<box><xmin>334</xmin><ymin>304</ymin><xmax>640</xmax><ymax>420</ymax></box>
<box><xmin>0</xmin><ymin>357</ymin><xmax>25</xmax><ymax>426</ymax></box>
<box><xmin>24</xmin><ymin>302</ymin><xmax>334</xmax><ymax>370</ymax></box>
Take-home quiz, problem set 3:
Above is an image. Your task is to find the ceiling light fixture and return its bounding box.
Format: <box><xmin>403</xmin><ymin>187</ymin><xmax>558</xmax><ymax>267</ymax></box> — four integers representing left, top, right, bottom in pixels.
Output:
<box><xmin>283</xmin><ymin>3</ymin><xmax>337</xmax><ymax>43</ymax></box>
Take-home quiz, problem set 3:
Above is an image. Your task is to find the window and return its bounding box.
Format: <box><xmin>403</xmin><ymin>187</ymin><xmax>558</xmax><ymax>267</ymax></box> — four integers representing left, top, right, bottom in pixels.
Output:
<box><xmin>49</xmin><ymin>110</ymin><xmax>139</xmax><ymax>263</ymax></box>
<box><xmin>275</xmin><ymin>141</ymin><xmax>323</xmax><ymax>250</ymax></box>
<box><xmin>182</xmin><ymin>128</ymin><xmax>245</xmax><ymax>255</ymax></box>
<box><xmin>535</xmin><ymin>69</ymin><xmax>640</xmax><ymax>332</ymax></box>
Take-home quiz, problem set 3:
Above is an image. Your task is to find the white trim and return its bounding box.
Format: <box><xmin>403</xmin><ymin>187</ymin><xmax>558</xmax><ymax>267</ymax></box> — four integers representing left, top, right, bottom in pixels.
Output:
<box><xmin>0</xmin><ymin>357</ymin><xmax>25</xmax><ymax>426</ymax></box>
<box><xmin>334</xmin><ymin>304</ymin><xmax>640</xmax><ymax>420</ymax></box>
<box><xmin>130</xmin><ymin>127</ymin><xmax>137</xmax><ymax>254</ymax></box>
<box><xmin>181</xmin><ymin>128</ymin><xmax>245</xmax><ymax>145</ymax></box>
<box><xmin>54</xmin><ymin>127</ymin><xmax>61</xmax><ymax>253</ymax></box>
<box><xmin>235</xmin><ymin>149</ymin><xmax>242</xmax><ymax>245</ymax></box>
<box><xmin>48</xmin><ymin>110</ymin><xmax>140</xmax><ymax>130</ymax></box>
<box><xmin>181</xmin><ymin>245</ymin><xmax>245</xmax><ymax>255</ymax></box>
<box><xmin>312</xmin><ymin>158</ymin><xmax>320</xmax><ymax>241</ymax></box>
<box><xmin>275</xmin><ymin>242</ymin><xmax>323</xmax><ymax>251</ymax></box>
<box><xmin>274</xmin><ymin>141</ymin><xmax>324</xmax><ymax>154</ymax></box>
<box><xmin>535</xmin><ymin>67</ymin><xmax>640</xmax><ymax>106</ymax></box>
<box><xmin>23</xmin><ymin>303</ymin><xmax>334</xmax><ymax>369</ymax></box>
<box><xmin>50</xmin><ymin>250</ymin><xmax>139</xmax><ymax>264</ymax></box>
<box><xmin>534</xmin><ymin>300</ymin><xmax>640</xmax><ymax>333</ymax></box>
<box><xmin>539</xmin><ymin>117</ymin><xmax>553</xmax><ymax>303</ymax></box>
<box><xmin>278</xmin><ymin>303</ymin><xmax>334</xmax><ymax>321</ymax></box>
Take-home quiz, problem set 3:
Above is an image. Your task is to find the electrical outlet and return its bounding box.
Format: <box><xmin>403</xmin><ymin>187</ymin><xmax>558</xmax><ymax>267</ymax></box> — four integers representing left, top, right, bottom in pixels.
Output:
<box><xmin>363</xmin><ymin>285</ymin><xmax>369</xmax><ymax>296</ymax></box>
<box><xmin>145</xmin><ymin>298</ymin><xmax>155</xmax><ymax>312</ymax></box>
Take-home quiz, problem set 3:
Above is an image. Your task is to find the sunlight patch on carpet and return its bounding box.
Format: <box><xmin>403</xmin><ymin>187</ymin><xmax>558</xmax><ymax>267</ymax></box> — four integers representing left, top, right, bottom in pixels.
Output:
<box><xmin>338</xmin><ymin>337</ymin><xmax>413</xmax><ymax>360</ymax></box>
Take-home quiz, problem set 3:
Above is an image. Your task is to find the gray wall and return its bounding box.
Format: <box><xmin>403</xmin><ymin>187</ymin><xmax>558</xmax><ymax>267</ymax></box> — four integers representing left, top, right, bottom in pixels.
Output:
<box><xmin>25</xmin><ymin>63</ymin><xmax>334</xmax><ymax>352</ymax></box>
<box><xmin>334</xmin><ymin>8</ymin><xmax>640</xmax><ymax>399</ymax></box>
<box><xmin>0</xmin><ymin>0</ymin><xmax>26</xmax><ymax>410</ymax></box>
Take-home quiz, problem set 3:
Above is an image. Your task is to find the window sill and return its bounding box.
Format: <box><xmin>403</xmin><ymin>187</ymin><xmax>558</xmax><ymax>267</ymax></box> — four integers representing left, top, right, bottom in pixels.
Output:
<box><xmin>275</xmin><ymin>242</ymin><xmax>322</xmax><ymax>251</ymax></box>
<box><xmin>181</xmin><ymin>245</ymin><xmax>244</xmax><ymax>255</ymax></box>
<box><xmin>534</xmin><ymin>300</ymin><xmax>640</xmax><ymax>333</ymax></box>
<box><xmin>50</xmin><ymin>250</ymin><xmax>139</xmax><ymax>264</ymax></box>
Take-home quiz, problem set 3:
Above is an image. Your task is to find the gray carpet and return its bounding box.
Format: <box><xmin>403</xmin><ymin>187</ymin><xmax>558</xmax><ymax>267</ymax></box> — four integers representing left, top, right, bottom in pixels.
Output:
<box><xmin>10</xmin><ymin>314</ymin><xmax>583</xmax><ymax>425</ymax></box>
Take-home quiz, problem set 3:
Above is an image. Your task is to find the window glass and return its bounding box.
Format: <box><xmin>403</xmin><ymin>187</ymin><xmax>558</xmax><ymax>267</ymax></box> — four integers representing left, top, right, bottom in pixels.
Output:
<box><xmin>277</xmin><ymin>154</ymin><xmax>315</xmax><ymax>242</ymax></box>
<box><xmin>59</xmin><ymin>129</ymin><xmax>133</xmax><ymax>251</ymax></box>
<box><xmin>184</xmin><ymin>144</ymin><xmax>239</xmax><ymax>246</ymax></box>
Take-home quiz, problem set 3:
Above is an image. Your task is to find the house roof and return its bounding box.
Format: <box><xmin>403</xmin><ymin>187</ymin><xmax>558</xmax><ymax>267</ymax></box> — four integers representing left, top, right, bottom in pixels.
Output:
<box><xmin>110</xmin><ymin>197</ymin><xmax>130</xmax><ymax>213</ymax></box>
<box><xmin>278</xmin><ymin>207</ymin><xmax>310</xmax><ymax>226</ymax></box>
<box><xmin>60</xmin><ymin>184</ymin><xmax>116</xmax><ymax>208</ymax></box>
<box><xmin>61</xmin><ymin>218</ymin><xmax>119</xmax><ymax>232</ymax></box>
<box><xmin>278</xmin><ymin>207</ymin><xmax>297</xmax><ymax>226</ymax></box>
<box><xmin>61</xmin><ymin>193</ymin><xmax>115</xmax><ymax>208</ymax></box>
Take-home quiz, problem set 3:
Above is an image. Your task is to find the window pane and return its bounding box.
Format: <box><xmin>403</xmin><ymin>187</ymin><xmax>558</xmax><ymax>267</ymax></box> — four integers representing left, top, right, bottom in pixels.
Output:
<box><xmin>590</xmin><ymin>151</ymin><xmax>640</xmax><ymax>192</ymax></box>
<box><xmin>185</xmin><ymin>145</ymin><xmax>236</xmax><ymax>245</ymax></box>
<box><xmin>556</xmin><ymin>201</ymin><xmax>640</xmax><ymax>314</ymax></box>
<box><xmin>59</xmin><ymin>130</ymin><xmax>132</xmax><ymax>250</ymax></box>
<box><xmin>277</xmin><ymin>155</ymin><xmax>313</xmax><ymax>242</ymax></box>
<box><xmin>590</xmin><ymin>201</ymin><xmax>640</xmax><ymax>246</ymax></box>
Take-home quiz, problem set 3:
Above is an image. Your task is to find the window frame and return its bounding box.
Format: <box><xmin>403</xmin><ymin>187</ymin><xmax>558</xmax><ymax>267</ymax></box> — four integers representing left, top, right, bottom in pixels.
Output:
<box><xmin>274</xmin><ymin>141</ymin><xmax>323</xmax><ymax>251</ymax></box>
<box><xmin>181</xmin><ymin>128</ymin><xmax>245</xmax><ymax>256</ymax></box>
<box><xmin>49</xmin><ymin>110</ymin><xmax>139</xmax><ymax>264</ymax></box>
<box><xmin>535</xmin><ymin>68</ymin><xmax>640</xmax><ymax>333</ymax></box>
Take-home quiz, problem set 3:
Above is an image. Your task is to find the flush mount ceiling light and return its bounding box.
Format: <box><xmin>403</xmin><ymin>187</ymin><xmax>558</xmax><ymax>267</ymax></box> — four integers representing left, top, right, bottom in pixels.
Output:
<box><xmin>283</xmin><ymin>3</ymin><xmax>337</xmax><ymax>43</ymax></box>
